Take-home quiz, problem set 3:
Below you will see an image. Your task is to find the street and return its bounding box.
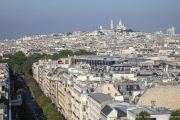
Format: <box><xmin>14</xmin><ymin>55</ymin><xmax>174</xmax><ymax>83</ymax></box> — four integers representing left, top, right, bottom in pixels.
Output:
<box><xmin>22</xmin><ymin>77</ymin><xmax>45</xmax><ymax>120</ymax></box>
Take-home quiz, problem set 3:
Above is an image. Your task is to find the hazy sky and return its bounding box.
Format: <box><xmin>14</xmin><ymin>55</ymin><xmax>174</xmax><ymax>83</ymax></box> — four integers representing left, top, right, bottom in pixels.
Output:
<box><xmin>0</xmin><ymin>0</ymin><xmax>179</xmax><ymax>40</ymax></box>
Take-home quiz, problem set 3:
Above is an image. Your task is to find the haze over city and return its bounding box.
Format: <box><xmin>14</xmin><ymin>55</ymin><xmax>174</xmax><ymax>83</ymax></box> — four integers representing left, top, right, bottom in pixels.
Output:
<box><xmin>1</xmin><ymin>1</ymin><xmax>180</xmax><ymax>120</ymax></box>
<box><xmin>0</xmin><ymin>0</ymin><xmax>180</xmax><ymax>39</ymax></box>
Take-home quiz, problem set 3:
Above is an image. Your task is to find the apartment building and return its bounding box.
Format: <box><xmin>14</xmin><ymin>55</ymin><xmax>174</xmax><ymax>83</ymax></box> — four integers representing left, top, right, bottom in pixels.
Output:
<box><xmin>101</xmin><ymin>102</ymin><xmax>130</xmax><ymax>120</ymax></box>
<box><xmin>57</xmin><ymin>72</ymin><xmax>94</xmax><ymax>120</ymax></box>
<box><xmin>33</xmin><ymin>59</ymin><xmax>94</xmax><ymax>120</ymax></box>
<box><xmin>0</xmin><ymin>63</ymin><xmax>9</xmax><ymax>120</ymax></box>
<box><xmin>0</xmin><ymin>63</ymin><xmax>10</xmax><ymax>100</ymax></box>
<box><xmin>32</xmin><ymin>58</ymin><xmax>70</xmax><ymax>97</ymax></box>
<box><xmin>88</xmin><ymin>93</ymin><xmax>114</xmax><ymax>120</ymax></box>
<box><xmin>32</xmin><ymin>57</ymin><xmax>180</xmax><ymax>120</ymax></box>
<box><xmin>0</xmin><ymin>104</ymin><xmax>7</xmax><ymax>120</ymax></box>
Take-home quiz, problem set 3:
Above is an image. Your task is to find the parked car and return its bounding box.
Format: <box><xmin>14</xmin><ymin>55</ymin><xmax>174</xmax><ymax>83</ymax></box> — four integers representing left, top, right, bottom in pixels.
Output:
<box><xmin>15</xmin><ymin>112</ymin><xmax>18</xmax><ymax>119</ymax></box>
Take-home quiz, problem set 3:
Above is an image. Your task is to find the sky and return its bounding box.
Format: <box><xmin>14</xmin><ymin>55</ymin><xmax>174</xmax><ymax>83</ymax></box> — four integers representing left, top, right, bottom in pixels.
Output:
<box><xmin>0</xmin><ymin>0</ymin><xmax>180</xmax><ymax>40</ymax></box>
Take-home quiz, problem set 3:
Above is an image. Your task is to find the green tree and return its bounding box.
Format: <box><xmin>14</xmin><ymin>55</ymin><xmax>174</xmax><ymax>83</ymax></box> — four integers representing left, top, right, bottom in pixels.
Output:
<box><xmin>10</xmin><ymin>51</ymin><xmax>26</xmax><ymax>66</ymax></box>
<box><xmin>51</xmin><ymin>115</ymin><xmax>63</xmax><ymax>120</ymax></box>
<box><xmin>52</xmin><ymin>53</ymin><xmax>59</xmax><ymax>60</ymax></box>
<box><xmin>136</xmin><ymin>111</ymin><xmax>151</xmax><ymax>120</ymax></box>
<box><xmin>43</xmin><ymin>54</ymin><xmax>52</xmax><ymax>59</ymax></box>
<box><xmin>170</xmin><ymin>109</ymin><xmax>180</xmax><ymax>120</ymax></box>
<box><xmin>59</xmin><ymin>49</ymin><xmax>73</xmax><ymax>57</ymax></box>
<box><xmin>74</xmin><ymin>49</ymin><xmax>87</xmax><ymax>56</ymax></box>
<box><xmin>37</xmin><ymin>95</ymin><xmax>50</xmax><ymax>108</ymax></box>
<box><xmin>26</xmin><ymin>76</ymin><xmax>63</xmax><ymax>119</ymax></box>
<box><xmin>16</xmin><ymin>89</ymin><xmax>23</xmax><ymax>94</ymax></box>
<box><xmin>125</xmin><ymin>29</ymin><xmax>133</xmax><ymax>32</ymax></box>
<box><xmin>21</xmin><ymin>64</ymin><xmax>31</xmax><ymax>76</ymax></box>
<box><xmin>12</xmin><ymin>64</ymin><xmax>21</xmax><ymax>75</ymax></box>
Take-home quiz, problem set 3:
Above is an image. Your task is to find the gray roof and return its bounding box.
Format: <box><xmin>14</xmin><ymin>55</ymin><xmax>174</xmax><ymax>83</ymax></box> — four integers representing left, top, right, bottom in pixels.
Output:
<box><xmin>101</xmin><ymin>105</ymin><xmax>113</xmax><ymax>117</ymax></box>
<box><xmin>107</xmin><ymin>102</ymin><xmax>130</xmax><ymax>114</ymax></box>
<box><xmin>89</xmin><ymin>93</ymin><xmax>113</xmax><ymax>104</ymax></box>
<box><xmin>116</xmin><ymin>105</ymin><xmax>128</xmax><ymax>114</ymax></box>
<box><xmin>128</xmin><ymin>107</ymin><xmax>171</xmax><ymax>115</ymax></box>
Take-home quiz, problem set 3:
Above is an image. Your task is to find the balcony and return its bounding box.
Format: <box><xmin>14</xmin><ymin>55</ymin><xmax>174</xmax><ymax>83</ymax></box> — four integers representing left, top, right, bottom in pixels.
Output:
<box><xmin>81</xmin><ymin>101</ymin><xmax>86</xmax><ymax>105</ymax></box>
<box><xmin>58</xmin><ymin>90</ymin><xmax>65</xmax><ymax>96</ymax></box>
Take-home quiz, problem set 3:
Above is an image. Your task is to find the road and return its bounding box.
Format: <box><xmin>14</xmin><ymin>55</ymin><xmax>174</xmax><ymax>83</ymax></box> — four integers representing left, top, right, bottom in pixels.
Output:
<box><xmin>22</xmin><ymin>77</ymin><xmax>45</xmax><ymax>120</ymax></box>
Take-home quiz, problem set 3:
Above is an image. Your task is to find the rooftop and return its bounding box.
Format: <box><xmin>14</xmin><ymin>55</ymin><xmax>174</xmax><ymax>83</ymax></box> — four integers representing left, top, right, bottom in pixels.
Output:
<box><xmin>89</xmin><ymin>93</ymin><xmax>113</xmax><ymax>104</ymax></box>
<box><xmin>128</xmin><ymin>106</ymin><xmax>171</xmax><ymax>115</ymax></box>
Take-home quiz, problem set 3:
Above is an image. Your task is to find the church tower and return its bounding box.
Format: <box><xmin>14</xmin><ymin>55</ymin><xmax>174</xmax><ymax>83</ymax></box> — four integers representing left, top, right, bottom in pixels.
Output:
<box><xmin>110</xmin><ymin>19</ymin><xmax>113</xmax><ymax>30</ymax></box>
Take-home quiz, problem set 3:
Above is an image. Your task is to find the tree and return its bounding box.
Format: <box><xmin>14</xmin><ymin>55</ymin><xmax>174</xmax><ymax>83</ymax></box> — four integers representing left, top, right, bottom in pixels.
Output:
<box><xmin>125</xmin><ymin>29</ymin><xmax>133</xmax><ymax>32</ymax></box>
<box><xmin>59</xmin><ymin>49</ymin><xmax>73</xmax><ymax>57</ymax></box>
<box><xmin>170</xmin><ymin>109</ymin><xmax>180</xmax><ymax>120</ymax></box>
<box><xmin>26</xmin><ymin>76</ymin><xmax>63</xmax><ymax>120</ymax></box>
<box><xmin>21</xmin><ymin>64</ymin><xmax>31</xmax><ymax>76</ymax></box>
<box><xmin>12</xmin><ymin>64</ymin><xmax>21</xmax><ymax>75</ymax></box>
<box><xmin>74</xmin><ymin>49</ymin><xmax>87</xmax><ymax>56</ymax></box>
<box><xmin>44</xmin><ymin>54</ymin><xmax>52</xmax><ymax>59</ymax></box>
<box><xmin>52</xmin><ymin>53</ymin><xmax>59</xmax><ymax>60</ymax></box>
<box><xmin>51</xmin><ymin>116</ymin><xmax>63</xmax><ymax>120</ymax></box>
<box><xmin>10</xmin><ymin>51</ymin><xmax>26</xmax><ymax>66</ymax></box>
<box><xmin>1</xmin><ymin>51</ymin><xmax>65</xmax><ymax>119</ymax></box>
<box><xmin>16</xmin><ymin>89</ymin><xmax>23</xmax><ymax>94</ymax></box>
<box><xmin>136</xmin><ymin>111</ymin><xmax>151</xmax><ymax>120</ymax></box>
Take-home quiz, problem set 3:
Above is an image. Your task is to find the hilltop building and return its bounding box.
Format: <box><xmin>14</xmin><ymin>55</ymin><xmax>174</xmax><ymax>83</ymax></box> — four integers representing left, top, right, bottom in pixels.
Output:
<box><xmin>116</xmin><ymin>19</ymin><xmax>126</xmax><ymax>30</ymax></box>
<box><xmin>167</xmin><ymin>27</ymin><xmax>175</xmax><ymax>34</ymax></box>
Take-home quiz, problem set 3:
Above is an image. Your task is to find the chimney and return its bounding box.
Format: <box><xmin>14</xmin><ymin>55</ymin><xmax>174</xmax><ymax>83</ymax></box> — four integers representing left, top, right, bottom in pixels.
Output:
<box><xmin>128</xmin><ymin>80</ymin><xmax>130</xmax><ymax>88</ymax></box>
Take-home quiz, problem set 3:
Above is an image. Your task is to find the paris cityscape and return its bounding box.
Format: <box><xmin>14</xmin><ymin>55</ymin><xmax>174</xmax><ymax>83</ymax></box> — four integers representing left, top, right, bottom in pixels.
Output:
<box><xmin>0</xmin><ymin>1</ymin><xmax>180</xmax><ymax>120</ymax></box>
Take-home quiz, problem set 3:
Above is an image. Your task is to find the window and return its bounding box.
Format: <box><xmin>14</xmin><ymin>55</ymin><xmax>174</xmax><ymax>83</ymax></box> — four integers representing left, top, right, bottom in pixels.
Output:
<box><xmin>83</xmin><ymin>115</ymin><xmax>86</xmax><ymax>120</ymax></box>
<box><xmin>108</xmin><ymin>93</ymin><xmax>111</xmax><ymax>96</ymax></box>
<box><xmin>115</xmin><ymin>93</ymin><xmax>117</xmax><ymax>96</ymax></box>
<box><xmin>82</xmin><ymin>105</ymin><xmax>86</xmax><ymax>112</ymax></box>
<box><xmin>108</xmin><ymin>87</ymin><xmax>110</xmax><ymax>90</ymax></box>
